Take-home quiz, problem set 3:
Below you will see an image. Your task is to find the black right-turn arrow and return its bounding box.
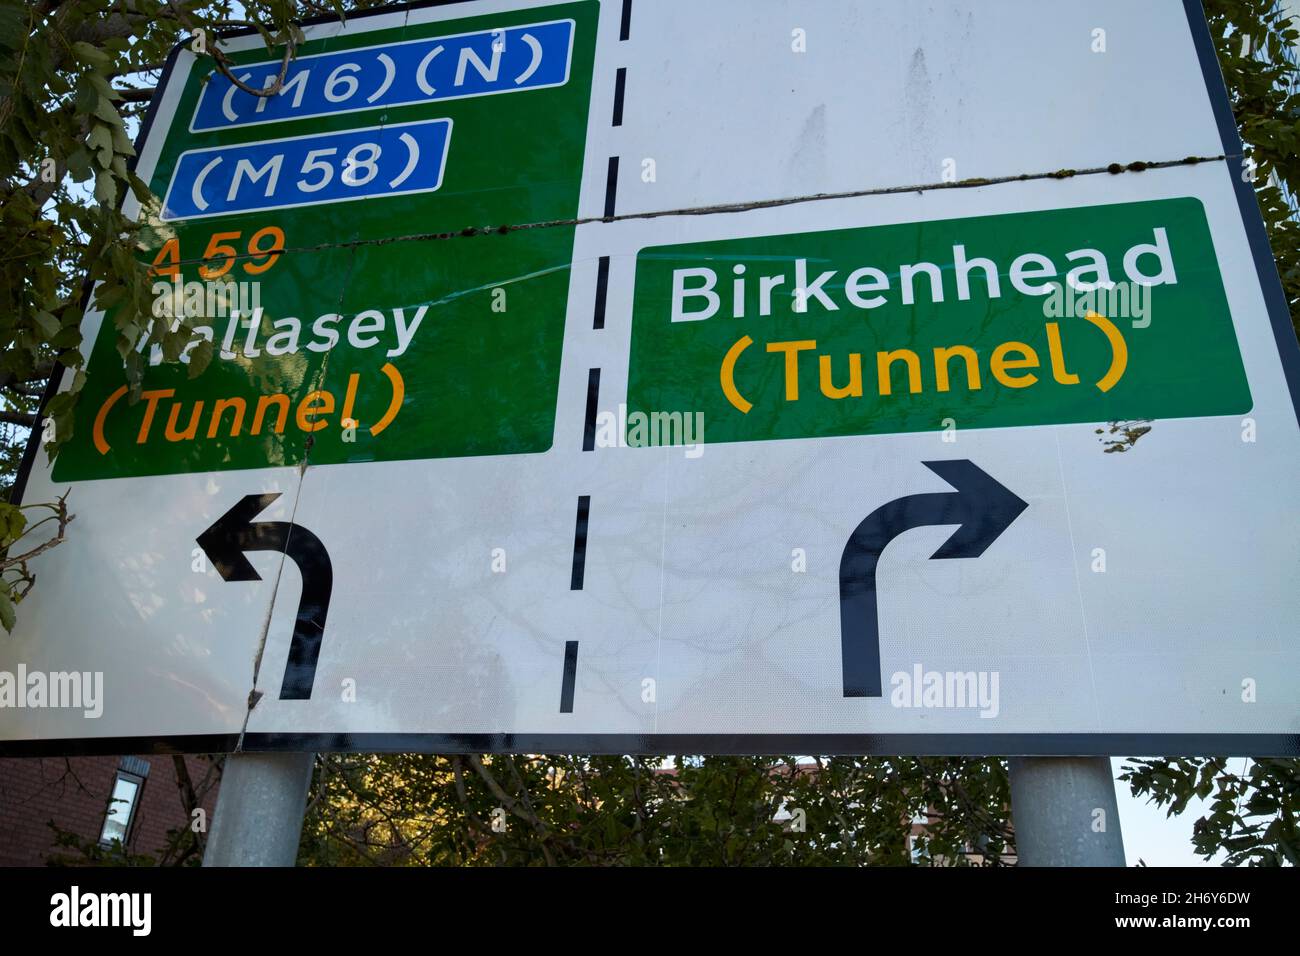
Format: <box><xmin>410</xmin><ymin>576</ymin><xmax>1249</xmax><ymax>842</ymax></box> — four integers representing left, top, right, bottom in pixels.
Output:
<box><xmin>197</xmin><ymin>493</ymin><xmax>333</xmax><ymax>700</ymax></box>
<box><xmin>840</xmin><ymin>459</ymin><xmax>1028</xmax><ymax>698</ymax></box>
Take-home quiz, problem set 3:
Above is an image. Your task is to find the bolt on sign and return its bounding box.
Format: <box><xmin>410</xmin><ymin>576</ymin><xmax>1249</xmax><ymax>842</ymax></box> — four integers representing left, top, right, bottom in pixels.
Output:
<box><xmin>3</xmin><ymin>0</ymin><xmax>1298</xmax><ymax>757</ymax></box>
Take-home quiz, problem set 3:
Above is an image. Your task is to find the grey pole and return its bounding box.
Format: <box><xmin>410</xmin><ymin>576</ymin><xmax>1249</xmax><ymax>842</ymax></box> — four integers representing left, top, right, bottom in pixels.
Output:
<box><xmin>203</xmin><ymin>751</ymin><xmax>315</xmax><ymax>867</ymax></box>
<box><xmin>1008</xmin><ymin>756</ymin><xmax>1125</xmax><ymax>866</ymax></box>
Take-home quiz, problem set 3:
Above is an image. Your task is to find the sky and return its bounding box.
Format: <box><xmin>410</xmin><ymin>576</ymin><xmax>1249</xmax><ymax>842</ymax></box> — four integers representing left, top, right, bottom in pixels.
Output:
<box><xmin>1111</xmin><ymin>758</ymin><xmax>1232</xmax><ymax>866</ymax></box>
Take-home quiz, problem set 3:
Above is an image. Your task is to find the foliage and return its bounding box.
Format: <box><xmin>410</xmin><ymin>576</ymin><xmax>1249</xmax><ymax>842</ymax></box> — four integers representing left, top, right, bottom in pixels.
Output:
<box><xmin>1207</xmin><ymin>0</ymin><xmax>1300</xmax><ymax>333</ymax></box>
<box><xmin>298</xmin><ymin>754</ymin><xmax>1014</xmax><ymax>866</ymax></box>
<box><xmin>0</xmin><ymin>493</ymin><xmax>72</xmax><ymax>631</ymax></box>
<box><xmin>0</xmin><ymin>0</ymin><xmax>354</xmax><ymax>628</ymax></box>
<box><xmin>1121</xmin><ymin>758</ymin><xmax>1300</xmax><ymax>866</ymax></box>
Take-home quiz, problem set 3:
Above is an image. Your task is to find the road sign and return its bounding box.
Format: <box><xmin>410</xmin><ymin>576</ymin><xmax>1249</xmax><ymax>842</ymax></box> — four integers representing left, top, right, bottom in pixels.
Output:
<box><xmin>4</xmin><ymin>0</ymin><xmax>1299</xmax><ymax>756</ymax></box>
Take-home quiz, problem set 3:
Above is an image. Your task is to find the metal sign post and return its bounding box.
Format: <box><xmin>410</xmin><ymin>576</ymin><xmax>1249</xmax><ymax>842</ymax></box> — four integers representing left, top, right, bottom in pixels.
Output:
<box><xmin>1009</xmin><ymin>757</ymin><xmax>1126</xmax><ymax>866</ymax></box>
<box><xmin>203</xmin><ymin>752</ymin><xmax>315</xmax><ymax>867</ymax></box>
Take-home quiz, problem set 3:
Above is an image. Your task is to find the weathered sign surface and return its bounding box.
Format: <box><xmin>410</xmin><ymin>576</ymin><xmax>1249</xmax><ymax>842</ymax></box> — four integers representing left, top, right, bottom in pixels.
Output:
<box><xmin>4</xmin><ymin>0</ymin><xmax>1298</xmax><ymax>755</ymax></box>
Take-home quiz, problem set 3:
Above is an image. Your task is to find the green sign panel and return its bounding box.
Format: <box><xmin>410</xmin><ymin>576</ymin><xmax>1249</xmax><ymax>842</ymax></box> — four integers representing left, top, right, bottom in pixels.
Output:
<box><xmin>628</xmin><ymin>197</ymin><xmax>1251</xmax><ymax>445</ymax></box>
<box><xmin>54</xmin><ymin>0</ymin><xmax>598</xmax><ymax>482</ymax></box>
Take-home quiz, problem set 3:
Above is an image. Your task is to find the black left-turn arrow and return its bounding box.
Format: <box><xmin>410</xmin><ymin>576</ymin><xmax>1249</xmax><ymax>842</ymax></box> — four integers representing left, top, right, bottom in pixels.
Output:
<box><xmin>197</xmin><ymin>493</ymin><xmax>333</xmax><ymax>700</ymax></box>
<box><xmin>840</xmin><ymin>460</ymin><xmax>1028</xmax><ymax>699</ymax></box>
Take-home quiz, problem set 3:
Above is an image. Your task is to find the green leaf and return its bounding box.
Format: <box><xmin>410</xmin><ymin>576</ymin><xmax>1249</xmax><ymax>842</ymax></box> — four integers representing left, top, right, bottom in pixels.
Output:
<box><xmin>188</xmin><ymin>337</ymin><xmax>214</xmax><ymax>377</ymax></box>
<box><xmin>64</xmin><ymin>144</ymin><xmax>91</xmax><ymax>180</ymax></box>
<box><xmin>111</xmin><ymin>126</ymin><xmax>135</xmax><ymax>156</ymax></box>
<box><xmin>95</xmin><ymin>283</ymin><xmax>127</xmax><ymax>309</ymax></box>
<box><xmin>0</xmin><ymin>502</ymin><xmax>25</xmax><ymax>543</ymax></box>
<box><xmin>86</xmin><ymin>124</ymin><xmax>113</xmax><ymax>167</ymax></box>
<box><xmin>128</xmin><ymin>172</ymin><xmax>151</xmax><ymax>204</ymax></box>
<box><xmin>87</xmin><ymin>71</ymin><xmax>120</xmax><ymax>101</ymax></box>
<box><xmin>94</xmin><ymin>169</ymin><xmax>116</xmax><ymax>204</ymax></box>
<box><xmin>93</xmin><ymin>97</ymin><xmax>124</xmax><ymax>127</ymax></box>
<box><xmin>33</xmin><ymin>310</ymin><xmax>59</xmax><ymax>339</ymax></box>
<box><xmin>0</xmin><ymin>7</ymin><xmax>25</xmax><ymax>49</ymax></box>
<box><xmin>74</xmin><ymin>80</ymin><xmax>99</xmax><ymax>114</ymax></box>
<box><xmin>71</xmin><ymin>41</ymin><xmax>113</xmax><ymax>72</ymax></box>
<box><xmin>0</xmin><ymin>590</ymin><xmax>15</xmax><ymax>634</ymax></box>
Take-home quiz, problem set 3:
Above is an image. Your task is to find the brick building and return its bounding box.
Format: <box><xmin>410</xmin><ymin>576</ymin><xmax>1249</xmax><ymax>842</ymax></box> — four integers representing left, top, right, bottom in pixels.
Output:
<box><xmin>0</xmin><ymin>754</ymin><xmax>220</xmax><ymax>866</ymax></box>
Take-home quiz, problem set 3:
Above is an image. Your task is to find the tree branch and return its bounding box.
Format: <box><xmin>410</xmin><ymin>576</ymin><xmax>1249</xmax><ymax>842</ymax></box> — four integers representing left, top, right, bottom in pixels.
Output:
<box><xmin>113</xmin><ymin>86</ymin><xmax>156</xmax><ymax>103</ymax></box>
<box><xmin>466</xmin><ymin>754</ymin><xmax>556</xmax><ymax>865</ymax></box>
<box><xmin>0</xmin><ymin>411</ymin><xmax>36</xmax><ymax>428</ymax></box>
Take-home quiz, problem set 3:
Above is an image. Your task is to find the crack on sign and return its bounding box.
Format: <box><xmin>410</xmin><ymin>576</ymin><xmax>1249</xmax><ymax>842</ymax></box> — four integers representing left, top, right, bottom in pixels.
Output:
<box><xmin>232</xmin><ymin>243</ymin><xmax>358</xmax><ymax>752</ymax></box>
<box><xmin>158</xmin><ymin>154</ymin><xmax>1230</xmax><ymax>275</ymax></box>
<box><xmin>234</xmin><ymin>558</ymin><xmax>289</xmax><ymax>752</ymax></box>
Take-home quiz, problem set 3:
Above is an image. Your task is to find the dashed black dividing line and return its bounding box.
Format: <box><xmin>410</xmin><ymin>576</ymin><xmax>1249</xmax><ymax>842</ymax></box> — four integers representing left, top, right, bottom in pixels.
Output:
<box><xmin>603</xmin><ymin>33</ymin><xmax>624</xmax><ymax>219</ymax></box>
<box><xmin>560</xmin><ymin>641</ymin><xmax>580</xmax><ymax>713</ymax></box>
<box><xmin>570</xmin><ymin>495</ymin><xmax>591</xmax><ymax>590</ymax></box>
<box><xmin>582</xmin><ymin>368</ymin><xmax>601</xmax><ymax>451</ymax></box>
<box><xmin>560</xmin><ymin>486</ymin><xmax>593</xmax><ymax>714</ymax></box>
<box><xmin>561</xmin><ymin>9</ymin><xmax>634</xmax><ymax>711</ymax></box>
<box><xmin>593</xmin><ymin>255</ymin><xmax>610</xmax><ymax>329</ymax></box>
<box><xmin>603</xmin><ymin>156</ymin><xmax>619</xmax><ymax>219</ymax></box>
<box><xmin>612</xmin><ymin>67</ymin><xmax>626</xmax><ymax>126</ymax></box>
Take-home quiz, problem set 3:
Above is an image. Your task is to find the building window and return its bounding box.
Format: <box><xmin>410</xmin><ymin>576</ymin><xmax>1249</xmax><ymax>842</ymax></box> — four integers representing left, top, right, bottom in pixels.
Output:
<box><xmin>99</xmin><ymin>758</ymin><xmax>149</xmax><ymax>847</ymax></box>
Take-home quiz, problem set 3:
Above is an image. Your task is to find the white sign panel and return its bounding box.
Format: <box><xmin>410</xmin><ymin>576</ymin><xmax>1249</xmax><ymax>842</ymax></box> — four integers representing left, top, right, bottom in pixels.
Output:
<box><xmin>4</xmin><ymin>0</ymin><xmax>1298</xmax><ymax>755</ymax></box>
